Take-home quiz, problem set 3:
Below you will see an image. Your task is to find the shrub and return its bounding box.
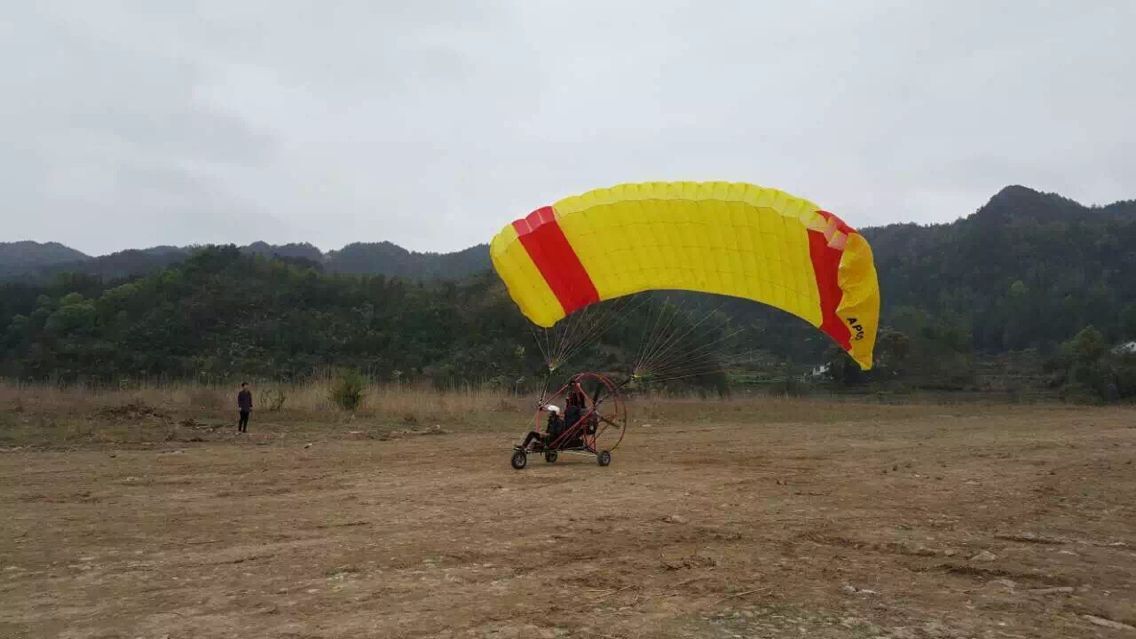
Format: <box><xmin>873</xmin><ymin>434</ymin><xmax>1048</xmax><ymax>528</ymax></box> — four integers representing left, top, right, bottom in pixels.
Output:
<box><xmin>260</xmin><ymin>388</ymin><xmax>287</xmax><ymax>411</ymax></box>
<box><xmin>329</xmin><ymin>369</ymin><xmax>366</xmax><ymax>411</ymax></box>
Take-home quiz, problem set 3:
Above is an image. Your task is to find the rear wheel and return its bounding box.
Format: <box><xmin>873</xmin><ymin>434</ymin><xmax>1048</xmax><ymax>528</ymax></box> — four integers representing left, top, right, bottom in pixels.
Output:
<box><xmin>544</xmin><ymin>451</ymin><xmax>558</xmax><ymax>463</ymax></box>
<box><xmin>597</xmin><ymin>450</ymin><xmax>612</xmax><ymax>466</ymax></box>
<box><xmin>511</xmin><ymin>450</ymin><xmax>528</xmax><ymax>470</ymax></box>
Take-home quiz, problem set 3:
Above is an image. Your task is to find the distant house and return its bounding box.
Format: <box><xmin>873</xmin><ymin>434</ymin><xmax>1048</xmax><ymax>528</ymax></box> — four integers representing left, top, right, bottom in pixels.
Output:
<box><xmin>1114</xmin><ymin>341</ymin><xmax>1136</xmax><ymax>355</ymax></box>
<box><xmin>808</xmin><ymin>363</ymin><xmax>830</xmax><ymax>378</ymax></box>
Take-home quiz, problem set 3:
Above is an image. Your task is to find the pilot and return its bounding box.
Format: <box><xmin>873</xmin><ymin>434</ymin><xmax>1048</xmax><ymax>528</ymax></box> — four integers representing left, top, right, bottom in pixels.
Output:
<box><xmin>516</xmin><ymin>404</ymin><xmax>563</xmax><ymax>451</ymax></box>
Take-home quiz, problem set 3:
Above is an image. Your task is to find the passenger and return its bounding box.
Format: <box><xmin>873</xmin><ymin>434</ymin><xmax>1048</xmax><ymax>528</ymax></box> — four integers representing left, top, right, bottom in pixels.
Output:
<box><xmin>563</xmin><ymin>391</ymin><xmax>584</xmax><ymax>430</ymax></box>
<box><xmin>561</xmin><ymin>390</ymin><xmax>590</xmax><ymax>447</ymax></box>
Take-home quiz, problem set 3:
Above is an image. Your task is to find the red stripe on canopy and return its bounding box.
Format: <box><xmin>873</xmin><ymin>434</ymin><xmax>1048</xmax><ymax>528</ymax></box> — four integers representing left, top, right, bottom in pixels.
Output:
<box><xmin>513</xmin><ymin>206</ymin><xmax>600</xmax><ymax>316</ymax></box>
<box><xmin>807</xmin><ymin>210</ymin><xmax>852</xmax><ymax>351</ymax></box>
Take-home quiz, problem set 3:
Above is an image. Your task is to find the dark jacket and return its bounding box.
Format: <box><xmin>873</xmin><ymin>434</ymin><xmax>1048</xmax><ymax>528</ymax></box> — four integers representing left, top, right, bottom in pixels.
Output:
<box><xmin>546</xmin><ymin>412</ymin><xmax>564</xmax><ymax>437</ymax></box>
<box><xmin>237</xmin><ymin>389</ymin><xmax>253</xmax><ymax>411</ymax></box>
<box><xmin>564</xmin><ymin>405</ymin><xmax>583</xmax><ymax>429</ymax></box>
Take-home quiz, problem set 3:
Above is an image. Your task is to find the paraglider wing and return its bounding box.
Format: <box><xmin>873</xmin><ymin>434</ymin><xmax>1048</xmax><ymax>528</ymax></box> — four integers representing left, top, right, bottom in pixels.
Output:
<box><xmin>489</xmin><ymin>182</ymin><xmax>880</xmax><ymax>370</ymax></box>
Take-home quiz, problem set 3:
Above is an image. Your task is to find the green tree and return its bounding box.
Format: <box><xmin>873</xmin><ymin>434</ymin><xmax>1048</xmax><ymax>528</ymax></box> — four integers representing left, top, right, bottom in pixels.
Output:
<box><xmin>1054</xmin><ymin>325</ymin><xmax>1122</xmax><ymax>402</ymax></box>
<box><xmin>1120</xmin><ymin>303</ymin><xmax>1136</xmax><ymax>340</ymax></box>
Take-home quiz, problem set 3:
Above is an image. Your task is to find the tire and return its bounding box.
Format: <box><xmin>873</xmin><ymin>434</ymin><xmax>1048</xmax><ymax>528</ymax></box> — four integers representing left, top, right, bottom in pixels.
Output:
<box><xmin>544</xmin><ymin>451</ymin><xmax>558</xmax><ymax>463</ymax></box>
<box><xmin>511</xmin><ymin>450</ymin><xmax>528</xmax><ymax>470</ymax></box>
<box><xmin>597</xmin><ymin>450</ymin><xmax>612</xmax><ymax>466</ymax></box>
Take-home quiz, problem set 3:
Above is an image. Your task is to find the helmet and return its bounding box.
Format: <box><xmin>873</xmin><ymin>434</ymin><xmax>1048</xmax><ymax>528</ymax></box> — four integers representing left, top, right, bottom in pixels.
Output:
<box><xmin>544</xmin><ymin>404</ymin><xmax>561</xmax><ymax>414</ymax></box>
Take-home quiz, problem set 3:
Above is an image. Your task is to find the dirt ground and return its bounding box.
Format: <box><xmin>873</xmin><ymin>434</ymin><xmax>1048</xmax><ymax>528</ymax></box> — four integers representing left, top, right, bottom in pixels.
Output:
<box><xmin>2</xmin><ymin>403</ymin><xmax>1134</xmax><ymax>638</ymax></box>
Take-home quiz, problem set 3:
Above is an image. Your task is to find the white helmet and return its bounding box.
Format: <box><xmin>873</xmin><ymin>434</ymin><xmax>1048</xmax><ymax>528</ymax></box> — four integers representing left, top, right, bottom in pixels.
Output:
<box><xmin>544</xmin><ymin>404</ymin><xmax>561</xmax><ymax>414</ymax></box>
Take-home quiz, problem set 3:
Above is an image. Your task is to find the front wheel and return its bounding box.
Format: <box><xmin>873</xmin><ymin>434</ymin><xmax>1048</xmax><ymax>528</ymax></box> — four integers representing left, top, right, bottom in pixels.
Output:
<box><xmin>544</xmin><ymin>451</ymin><xmax>558</xmax><ymax>463</ymax></box>
<box><xmin>511</xmin><ymin>450</ymin><xmax>528</xmax><ymax>470</ymax></box>
<box><xmin>597</xmin><ymin>450</ymin><xmax>612</xmax><ymax>466</ymax></box>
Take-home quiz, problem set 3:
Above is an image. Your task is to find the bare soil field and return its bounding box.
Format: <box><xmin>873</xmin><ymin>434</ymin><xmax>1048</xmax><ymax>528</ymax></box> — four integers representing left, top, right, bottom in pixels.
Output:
<box><xmin>2</xmin><ymin>400</ymin><xmax>1134</xmax><ymax>638</ymax></box>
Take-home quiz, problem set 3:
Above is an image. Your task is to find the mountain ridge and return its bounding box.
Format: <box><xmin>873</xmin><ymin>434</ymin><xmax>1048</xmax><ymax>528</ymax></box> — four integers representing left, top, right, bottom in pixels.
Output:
<box><xmin>0</xmin><ymin>239</ymin><xmax>493</xmax><ymax>282</ymax></box>
<box><xmin>3</xmin><ymin>185</ymin><xmax>1134</xmax><ymax>283</ymax></box>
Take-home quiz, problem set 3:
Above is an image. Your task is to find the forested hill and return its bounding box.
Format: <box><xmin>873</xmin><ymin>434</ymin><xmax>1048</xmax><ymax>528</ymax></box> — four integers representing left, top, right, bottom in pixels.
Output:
<box><xmin>321</xmin><ymin>242</ymin><xmax>489</xmax><ymax>279</ymax></box>
<box><xmin>0</xmin><ymin>240</ymin><xmax>492</xmax><ymax>282</ymax></box>
<box><xmin>0</xmin><ymin>241</ymin><xmax>91</xmax><ymax>276</ymax></box>
<box><xmin>864</xmin><ymin>185</ymin><xmax>1136</xmax><ymax>351</ymax></box>
<box><xmin>1</xmin><ymin>185</ymin><xmax>1134</xmax><ymax>394</ymax></box>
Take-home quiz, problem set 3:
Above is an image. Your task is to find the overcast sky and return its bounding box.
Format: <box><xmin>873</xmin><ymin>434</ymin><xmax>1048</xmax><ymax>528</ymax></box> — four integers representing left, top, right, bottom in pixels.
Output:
<box><xmin>2</xmin><ymin>1</ymin><xmax>1133</xmax><ymax>255</ymax></box>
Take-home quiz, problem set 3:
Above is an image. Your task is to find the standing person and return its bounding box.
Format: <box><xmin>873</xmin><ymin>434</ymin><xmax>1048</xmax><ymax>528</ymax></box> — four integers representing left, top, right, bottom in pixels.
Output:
<box><xmin>237</xmin><ymin>382</ymin><xmax>253</xmax><ymax>433</ymax></box>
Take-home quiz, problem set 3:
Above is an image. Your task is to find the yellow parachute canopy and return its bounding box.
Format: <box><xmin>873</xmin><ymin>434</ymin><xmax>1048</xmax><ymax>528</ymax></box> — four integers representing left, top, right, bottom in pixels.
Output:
<box><xmin>490</xmin><ymin>182</ymin><xmax>880</xmax><ymax>370</ymax></box>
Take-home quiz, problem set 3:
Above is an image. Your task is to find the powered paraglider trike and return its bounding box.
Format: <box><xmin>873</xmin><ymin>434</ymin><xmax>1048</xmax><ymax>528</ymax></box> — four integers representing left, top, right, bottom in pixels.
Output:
<box><xmin>510</xmin><ymin>372</ymin><xmax>627</xmax><ymax>470</ymax></box>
